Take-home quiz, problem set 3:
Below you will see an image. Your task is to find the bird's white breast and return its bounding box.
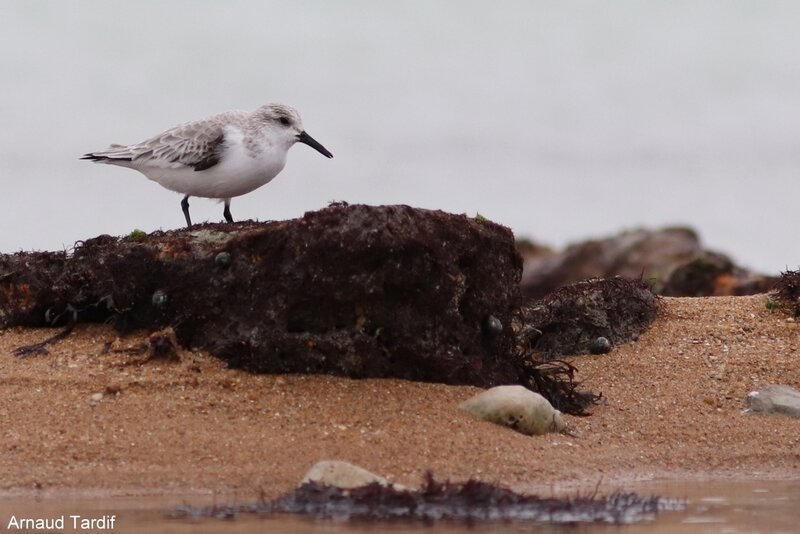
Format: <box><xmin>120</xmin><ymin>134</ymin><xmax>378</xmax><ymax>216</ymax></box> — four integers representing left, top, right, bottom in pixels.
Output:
<box><xmin>138</xmin><ymin>126</ymin><xmax>289</xmax><ymax>199</ymax></box>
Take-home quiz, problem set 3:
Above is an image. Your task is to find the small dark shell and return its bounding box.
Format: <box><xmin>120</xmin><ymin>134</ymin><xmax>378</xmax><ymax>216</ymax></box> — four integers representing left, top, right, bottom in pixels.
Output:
<box><xmin>215</xmin><ymin>251</ymin><xmax>232</xmax><ymax>267</ymax></box>
<box><xmin>151</xmin><ymin>289</ymin><xmax>168</xmax><ymax>309</ymax></box>
<box><xmin>589</xmin><ymin>336</ymin><xmax>612</xmax><ymax>354</ymax></box>
<box><xmin>483</xmin><ymin>315</ymin><xmax>503</xmax><ymax>336</ymax></box>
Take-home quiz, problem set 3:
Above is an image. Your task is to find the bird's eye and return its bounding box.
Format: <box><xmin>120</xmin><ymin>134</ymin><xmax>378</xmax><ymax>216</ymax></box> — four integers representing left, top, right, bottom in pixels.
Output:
<box><xmin>278</xmin><ymin>116</ymin><xmax>291</xmax><ymax>126</ymax></box>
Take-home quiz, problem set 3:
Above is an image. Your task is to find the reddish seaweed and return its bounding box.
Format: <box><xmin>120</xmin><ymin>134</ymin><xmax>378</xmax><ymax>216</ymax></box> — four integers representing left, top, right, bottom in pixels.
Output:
<box><xmin>172</xmin><ymin>474</ymin><xmax>682</xmax><ymax>525</ymax></box>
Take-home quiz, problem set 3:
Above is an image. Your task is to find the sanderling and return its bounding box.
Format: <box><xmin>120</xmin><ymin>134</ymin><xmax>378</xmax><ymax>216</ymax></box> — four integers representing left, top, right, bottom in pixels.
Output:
<box><xmin>81</xmin><ymin>103</ymin><xmax>333</xmax><ymax>227</ymax></box>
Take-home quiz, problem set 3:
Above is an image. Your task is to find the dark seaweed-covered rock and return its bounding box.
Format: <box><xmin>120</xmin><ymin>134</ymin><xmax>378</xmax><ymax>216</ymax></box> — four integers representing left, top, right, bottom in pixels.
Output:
<box><xmin>773</xmin><ymin>270</ymin><xmax>800</xmax><ymax>317</ymax></box>
<box><xmin>0</xmin><ymin>204</ymin><xmax>523</xmax><ymax>386</ymax></box>
<box><xmin>660</xmin><ymin>251</ymin><xmax>771</xmax><ymax>297</ymax></box>
<box><xmin>519</xmin><ymin>227</ymin><xmax>775</xmax><ymax>298</ymax></box>
<box><xmin>516</xmin><ymin>277</ymin><xmax>658</xmax><ymax>360</ymax></box>
<box><xmin>172</xmin><ymin>474</ymin><xmax>682</xmax><ymax>525</ymax></box>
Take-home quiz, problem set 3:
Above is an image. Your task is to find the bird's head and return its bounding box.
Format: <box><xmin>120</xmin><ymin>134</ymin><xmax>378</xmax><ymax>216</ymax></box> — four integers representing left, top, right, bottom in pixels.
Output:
<box><xmin>257</xmin><ymin>103</ymin><xmax>333</xmax><ymax>158</ymax></box>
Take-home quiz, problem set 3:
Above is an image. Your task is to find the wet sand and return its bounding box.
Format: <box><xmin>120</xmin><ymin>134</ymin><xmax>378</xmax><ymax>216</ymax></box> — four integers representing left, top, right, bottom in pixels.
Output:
<box><xmin>0</xmin><ymin>295</ymin><xmax>798</xmax><ymax>501</ymax></box>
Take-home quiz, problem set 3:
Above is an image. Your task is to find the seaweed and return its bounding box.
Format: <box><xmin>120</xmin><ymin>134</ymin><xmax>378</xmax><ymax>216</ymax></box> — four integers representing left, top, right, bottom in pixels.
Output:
<box><xmin>171</xmin><ymin>474</ymin><xmax>683</xmax><ymax>525</ymax></box>
<box><xmin>516</xmin><ymin>277</ymin><xmax>658</xmax><ymax>360</ymax></box>
<box><xmin>773</xmin><ymin>270</ymin><xmax>800</xmax><ymax>317</ymax></box>
<box><xmin>12</xmin><ymin>322</ymin><xmax>76</xmax><ymax>357</ymax></box>
<box><xmin>520</xmin><ymin>357</ymin><xmax>600</xmax><ymax>416</ymax></box>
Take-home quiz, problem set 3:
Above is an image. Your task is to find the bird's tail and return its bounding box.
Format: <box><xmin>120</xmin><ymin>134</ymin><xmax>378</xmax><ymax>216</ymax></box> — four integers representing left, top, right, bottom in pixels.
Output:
<box><xmin>80</xmin><ymin>144</ymin><xmax>134</xmax><ymax>163</ymax></box>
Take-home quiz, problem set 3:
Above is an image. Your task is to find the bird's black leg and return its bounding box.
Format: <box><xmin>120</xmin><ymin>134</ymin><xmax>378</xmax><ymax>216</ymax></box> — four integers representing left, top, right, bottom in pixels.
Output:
<box><xmin>181</xmin><ymin>195</ymin><xmax>192</xmax><ymax>227</ymax></box>
<box><xmin>223</xmin><ymin>199</ymin><xmax>233</xmax><ymax>223</ymax></box>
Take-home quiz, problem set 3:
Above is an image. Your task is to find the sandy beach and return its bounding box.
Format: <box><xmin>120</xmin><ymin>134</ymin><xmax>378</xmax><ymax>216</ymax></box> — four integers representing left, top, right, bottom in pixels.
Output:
<box><xmin>0</xmin><ymin>294</ymin><xmax>798</xmax><ymax>500</ymax></box>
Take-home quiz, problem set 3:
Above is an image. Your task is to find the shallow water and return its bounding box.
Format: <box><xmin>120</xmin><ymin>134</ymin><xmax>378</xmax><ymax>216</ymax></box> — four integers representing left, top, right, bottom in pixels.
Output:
<box><xmin>1</xmin><ymin>480</ymin><xmax>797</xmax><ymax>533</ymax></box>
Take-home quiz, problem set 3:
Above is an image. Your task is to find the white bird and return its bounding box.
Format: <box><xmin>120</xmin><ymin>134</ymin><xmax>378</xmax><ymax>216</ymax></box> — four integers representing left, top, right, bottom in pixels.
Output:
<box><xmin>81</xmin><ymin>103</ymin><xmax>333</xmax><ymax>227</ymax></box>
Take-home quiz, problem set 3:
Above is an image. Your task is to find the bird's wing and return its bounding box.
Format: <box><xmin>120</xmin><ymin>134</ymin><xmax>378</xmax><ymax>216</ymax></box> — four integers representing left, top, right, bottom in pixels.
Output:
<box><xmin>130</xmin><ymin>116</ymin><xmax>230</xmax><ymax>171</ymax></box>
<box><xmin>83</xmin><ymin>111</ymin><xmax>245</xmax><ymax>171</ymax></box>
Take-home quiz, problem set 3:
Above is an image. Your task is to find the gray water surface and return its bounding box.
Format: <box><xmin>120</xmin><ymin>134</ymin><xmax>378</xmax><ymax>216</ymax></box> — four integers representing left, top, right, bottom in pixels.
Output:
<box><xmin>2</xmin><ymin>480</ymin><xmax>798</xmax><ymax>533</ymax></box>
<box><xmin>2</xmin><ymin>1</ymin><xmax>799</xmax><ymax>273</ymax></box>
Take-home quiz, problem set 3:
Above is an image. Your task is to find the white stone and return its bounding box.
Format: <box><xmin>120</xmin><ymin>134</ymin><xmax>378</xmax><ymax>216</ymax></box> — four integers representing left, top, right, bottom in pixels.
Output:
<box><xmin>460</xmin><ymin>385</ymin><xmax>566</xmax><ymax>435</ymax></box>
<box><xmin>302</xmin><ymin>460</ymin><xmax>392</xmax><ymax>489</ymax></box>
<box><xmin>745</xmin><ymin>385</ymin><xmax>800</xmax><ymax>418</ymax></box>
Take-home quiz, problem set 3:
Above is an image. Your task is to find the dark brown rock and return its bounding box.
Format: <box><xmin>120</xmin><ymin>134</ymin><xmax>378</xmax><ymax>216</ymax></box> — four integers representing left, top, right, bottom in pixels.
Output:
<box><xmin>0</xmin><ymin>204</ymin><xmax>523</xmax><ymax>387</ymax></box>
<box><xmin>519</xmin><ymin>227</ymin><xmax>775</xmax><ymax>298</ymax></box>
<box><xmin>515</xmin><ymin>277</ymin><xmax>658</xmax><ymax>360</ymax></box>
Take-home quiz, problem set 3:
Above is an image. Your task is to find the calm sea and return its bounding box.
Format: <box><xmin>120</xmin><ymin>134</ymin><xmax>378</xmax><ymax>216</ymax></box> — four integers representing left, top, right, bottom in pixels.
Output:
<box><xmin>1</xmin><ymin>1</ymin><xmax>799</xmax><ymax>273</ymax></box>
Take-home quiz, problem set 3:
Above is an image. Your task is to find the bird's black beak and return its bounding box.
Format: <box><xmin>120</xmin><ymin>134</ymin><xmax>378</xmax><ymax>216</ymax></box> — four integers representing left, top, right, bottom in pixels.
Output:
<box><xmin>297</xmin><ymin>131</ymin><xmax>333</xmax><ymax>158</ymax></box>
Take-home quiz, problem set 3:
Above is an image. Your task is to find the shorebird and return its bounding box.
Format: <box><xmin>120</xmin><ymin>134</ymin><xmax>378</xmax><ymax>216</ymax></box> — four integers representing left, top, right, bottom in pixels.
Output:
<box><xmin>81</xmin><ymin>103</ymin><xmax>333</xmax><ymax>227</ymax></box>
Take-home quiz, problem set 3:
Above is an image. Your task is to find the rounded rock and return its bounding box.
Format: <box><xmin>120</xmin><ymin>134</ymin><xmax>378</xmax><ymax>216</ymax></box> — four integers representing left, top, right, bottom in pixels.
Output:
<box><xmin>589</xmin><ymin>336</ymin><xmax>612</xmax><ymax>354</ymax></box>
<box><xmin>302</xmin><ymin>460</ymin><xmax>395</xmax><ymax>489</ymax></box>
<box><xmin>460</xmin><ymin>385</ymin><xmax>566</xmax><ymax>435</ymax></box>
<box><xmin>745</xmin><ymin>385</ymin><xmax>800</xmax><ymax>418</ymax></box>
